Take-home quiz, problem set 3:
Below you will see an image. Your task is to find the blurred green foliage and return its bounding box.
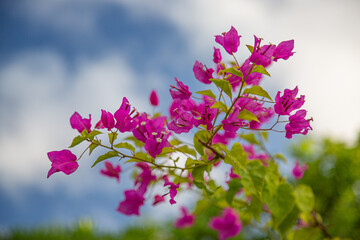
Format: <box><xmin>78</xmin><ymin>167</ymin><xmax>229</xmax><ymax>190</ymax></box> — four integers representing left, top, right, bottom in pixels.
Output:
<box><xmin>292</xmin><ymin>134</ymin><xmax>360</xmax><ymax>239</ymax></box>
<box><xmin>3</xmin><ymin>134</ymin><xmax>360</xmax><ymax>240</ymax></box>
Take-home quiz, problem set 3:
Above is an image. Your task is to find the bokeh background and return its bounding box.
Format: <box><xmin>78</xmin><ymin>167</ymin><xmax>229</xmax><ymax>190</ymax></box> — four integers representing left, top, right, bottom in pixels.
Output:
<box><xmin>1</xmin><ymin>0</ymin><xmax>359</xmax><ymax>233</ymax></box>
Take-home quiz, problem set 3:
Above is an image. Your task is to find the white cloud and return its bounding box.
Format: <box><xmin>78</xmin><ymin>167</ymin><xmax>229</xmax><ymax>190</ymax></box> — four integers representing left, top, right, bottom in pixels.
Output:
<box><xmin>116</xmin><ymin>0</ymin><xmax>360</xmax><ymax>141</ymax></box>
<box><xmin>0</xmin><ymin>50</ymin><xmax>158</xmax><ymax>198</ymax></box>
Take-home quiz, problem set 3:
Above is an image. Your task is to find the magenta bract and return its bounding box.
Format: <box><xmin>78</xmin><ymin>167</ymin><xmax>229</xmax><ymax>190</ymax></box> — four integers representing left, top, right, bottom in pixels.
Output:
<box><xmin>193</xmin><ymin>60</ymin><xmax>214</xmax><ymax>84</ymax></box>
<box><xmin>273</xmin><ymin>40</ymin><xmax>295</xmax><ymax>62</ymax></box>
<box><xmin>292</xmin><ymin>161</ymin><xmax>308</xmax><ymax>179</ymax></box>
<box><xmin>149</xmin><ymin>90</ymin><xmax>159</xmax><ymax>107</ymax></box>
<box><xmin>222</xmin><ymin>107</ymin><xmax>247</xmax><ymax>133</ymax></box>
<box><xmin>215</xmin><ymin>26</ymin><xmax>241</xmax><ymax>55</ymax></box>
<box><xmin>213</xmin><ymin>47</ymin><xmax>222</xmax><ymax>64</ymax></box>
<box><xmin>249</xmin><ymin>36</ymin><xmax>275</xmax><ymax>67</ymax></box>
<box><xmin>174</xmin><ymin>207</ymin><xmax>195</xmax><ymax>228</ymax></box>
<box><xmin>152</xmin><ymin>194</ymin><xmax>165</xmax><ymax>206</ymax></box>
<box><xmin>163</xmin><ymin>175</ymin><xmax>180</xmax><ymax>205</ymax></box>
<box><xmin>134</xmin><ymin>162</ymin><xmax>156</xmax><ymax>195</ymax></box>
<box><xmin>117</xmin><ymin>189</ymin><xmax>145</xmax><ymax>216</ymax></box>
<box><xmin>285</xmin><ymin>109</ymin><xmax>312</xmax><ymax>139</ymax></box>
<box><xmin>209</xmin><ymin>208</ymin><xmax>242</xmax><ymax>240</ymax></box>
<box><xmin>70</xmin><ymin>112</ymin><xmax>92</xmax><ymax>134</ymax></box>
<box><xmin>274</xmin><ymin>86</ymin><xmax>305</xmax><ymax>115</ymax></box>
<box><xmin>100</xmin><ymin>161</ymin><xmax>121</xmax><ymax>182</ymax></box>
<box><xmin>101</xmin><ymin>109</ymin><xmax>115</xmax><ymax>131</ymax></box>
<box><xmin>47</xmin><ymin>149</ymin><xmax>78</xmax><ymax>178</ymax></box>
<box><xmin>169</xmin><ymin>78</ymin><xmax>192</xmax><ymax>100</ymax></box>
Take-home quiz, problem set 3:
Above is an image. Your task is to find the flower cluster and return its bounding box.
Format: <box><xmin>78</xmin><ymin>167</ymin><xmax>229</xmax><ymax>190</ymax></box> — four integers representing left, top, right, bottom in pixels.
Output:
<box><xmin>47</xmin><ymin>26</ymin><xmax>314</xmax><ymax>239</ymax></box>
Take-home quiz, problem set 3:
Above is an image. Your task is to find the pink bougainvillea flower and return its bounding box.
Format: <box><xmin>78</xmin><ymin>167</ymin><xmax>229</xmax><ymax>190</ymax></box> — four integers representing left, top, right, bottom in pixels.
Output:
<box><xmin>47</xmin><ymin>150</ymin><xmax>78</xmax><ymax>178</ymax></box>
<box><xmin>117</xmin><ymin>189</ymin><xmax>145</xmax><ymax>216</ymax></box>
<box><xmin>285</xmin><ymin>110</ymin><xmax>313</xmax><ymax>139</ymax></box>
<box><xmin>229</xmin><ymin>168</ymin><xmax>240</xmax><ymax>179</ymax></box>
<box><xmin>273</xmin><ymin>40</ymin><xmax>295</xmax><ymax>62</ymax></box>
<box><xmin>170</xmin><ymin>78</ymin><xmax>192</xmax><ymax>100</ymax></box>
<box><xmin>133</xmin><ymin>115</ymin><xmax>171</xmax><ymax>158</ymax></box>
<box><xmin>152</xmin><ymin>194</ymin><xmax>166</xmax><ymax>206</ymax></box>
<box><xmin>114</xmin><ymin>97</ymin><xmax>138</xmax><ymax>132</ymax></box>
<box><xmin>70</xmin><ymin>112</ymin><xmax>92</xmax><ymax>134</ymax></box>
<box><xmin>193</xmin><ymin>60</ymin><xmax>214</xmax><ymax>84</ymax></box>
<box><xmin>240</xmin><ymin>59</ymin><xmax>263</xmax><ymax>85</ymax></box>
<box><xmin>144</xmin><ymin>130</ymin><xmax>171</xmax><ymax>158</ymax></box>
<box><xmin>209</xmin><ymin>208</ymin><xmax>242</xmax><ymax>240</ymax></box>
<box><xmin>292</xmin><ymin>161</ymin><xmax>308</xmax><ymax>179</ymax></box>
<box><xmin>234</xmin><ymin>96</ymin><xmax>273</xmax><ymax>129</ymax></box>
<box><xmin>100</xmin><ymin>161</ymin><xmax>121</xmax><ymax>182</ymax></box>
<box><xmin>134</xmin><ymin>162</ymin><xmax>156</xmax><ymax>195</ymax></box>
<box><xmin>274</xmin><ymin>86</ymin><xmax>305</xmax><ymax>115</ymax></box>
<box><xmin>196</xmin><ymin>103</ymin><xmax>217</xmax><ymax>130</ymax></box>
<box><xmin>213</xmin><ymin>131</ymin><xmax>237</xmax><ymax>145</ymax></box>
<box><xmin>213</xmin><ymin>47</ymin><xmax>222</xmax><ymax>64</ymax></box>
<box><xmin>94</xmin><ymin>120</ymin><xmax>105</xmax><ymax>129</ymax></box>
<box><xmin>167</xmin><ymin>112</ymin><xmax>197</xmax><ymax>134</ymax></box>
<box><xmin>174</xmin><ymin>206</ymin><xmax>195</xmax><ymax>228</ymax></box>
<box><xmin>101</xmin><ymin>110</ymin><xmax>115</xmax><ymax>131</ymax></box>
<box><xmin>222</xmin><ymin>107</ymin><xmax>248</xmax><ymax>133</ymax></box>
<box><xmin>243</xmin><ymin>144</ymin><xmax>269</xmax><ymax>166</ymax></box>
<box><xmin>149</xmin><ymin>90</ymin><xmax>159</xmax><ymax>106</ymax></box>
<box><xmin>249</xmin><ymin>35</ymin><xmax>276</xmax><ymax>67</ymax></box>
<box><xmin>215</xmin><ymin>26</ymin><xmax>241</xmax><ymax>55</ymax></box>
<box><xmin>163</xmin><ymin>175</ymin><xmax>180</xmax><ymax>205</ymax></box>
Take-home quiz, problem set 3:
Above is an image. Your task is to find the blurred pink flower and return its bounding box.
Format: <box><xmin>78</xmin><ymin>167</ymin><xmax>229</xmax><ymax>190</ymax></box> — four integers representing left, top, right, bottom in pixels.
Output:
<box><xmin>47</xmin><ymin>150</ymin><xmax>78</xmax><ymax>178</ymax></box>
<box><xmin>292</xmin><ymin>161</ymin><xmax>308</xmax><ymax>179</ymax></box>
<box><xmin>174</xmin><ymin>206</ymin><xmax>195</xmax><ymax>228</ymax></box>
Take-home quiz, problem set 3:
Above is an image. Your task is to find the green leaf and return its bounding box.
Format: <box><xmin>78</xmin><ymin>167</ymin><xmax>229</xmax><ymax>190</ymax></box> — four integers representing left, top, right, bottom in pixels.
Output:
<box><xmin>287</xmin><ymin>228</ymin><xmax>322</xmax><ymax>240</ymax></box>
<box><xmin>87</xmin><ymin>130</ymin><xmax>102</xmax><ymax>140</ymax></box>
<box><xmin>210</xmin><ymin>78</ymin><xmax>232</xmax><ymax>99</ymax></box>
<box><xmin>246</xmin><ymin>45</ymin><xmax>254</xmax><ymax>53</ymax></box>
<box><xmin>80</xmin><ymin>129</ymin><xmax>89</xmax><ymax>138</ymax></box>
<box><xmin>177</xmin><ymin>145</ymin><xmax>197</xmax><ymax>158</ymax></box>
<box><xmin>252</xmin><ymin>65</ymin><xmax>271</xmax><ymax>77</ymax></box>
<box><xmin>239</xmin><ymin>133</ymin><xmax>260</xmax><ymax>145</ymax></box>
<box><xmin>193</xmin><ymin>130</ymin><xmax>210</xmax><ymax>156</ymax></box>
<box><xmin>91</xmin><ymin>151</ymin><xmax>119</xmax><ymax>167</ymax></box>
<box><xmin>222</xmin><ymin>66</ymin><xmax>243</xmax><ymax>79</ymax></box>
<box><xmin>113</xmin><ymin>142</ymin><xmax>135</xmax><ymax>153</ymax></box>
<box><xmin>263</xmin><ymin>161</ymin><xmax>280</xmax><ymax>204</ymax></box>
<box><xmin>226</xmin><ymin>178</ymin><xmax>243</xmax><ymax>205</ymax></box>
<box><xmin>278</xmin><ymin>206</ymin><xmax>300</xmax><ymax>235</ymax></box>
<box><xmin>224</xmin><ymin>142</ymin><xmax>247</xmax><ymax>170</ymax></box>
<box><xmin>210</xmin><ymin>101</ymin><xmax>228</xmax><ymax>112</ymax></box>
<box><xmin>192</xmin><ymin>165</ymin><xmax>208</xmax><ymax>190</ymax></box>
<box><xmin>69</xmin><ymin>135</ymin><xmax>86</xmax><ymax>148</ymax></box>
<box><xmin>243</xmin><ymin>85</ymin><xmax>273</xmax><ymax>101</ymax></box>
<box><xmin>241</xmin><ymin>160</ymin><xmax>266</xmax><ymax>198</ymax></box>
<box><xmin>108</xmin><ymin>132</ymin><xmax>118</xmax><ymax>145</ymax></box>
<box><xmin>295</xmin><ymin>184</ymin><xmax>315</xmax><ymax>214</ymax></box>
<box><xmin>169</xmin><ymin>138</ymin><xmax>182</xmax><ymax>146</ymax></box>
<box><xmin>126</xmin><ymin>152</ymin><xmax>154</xmax><ymax>164</ymax></box>
<box><xmin>268</xmin><ymin>183</ymin><xmax>296</xmax><ymax>228</ymax></box>
<box><xmin>185</xmin><ymin>158</ymin><xmax>194</xmax><ymax>168</ymax></box>
<box><xmin>125</xmin><ymin>136</ymin><xmax>144</xmax><ymax>147</ymax></box>
<box><xmin>195</xmin><ymin>90</ymin><xmax>217</xmax><ymax>100</ymax></box>
<box><xmin>238</xmin><ymin>109</ymin><xmax>260</xmax><ymax>123</ymax></box>
<box><xmin>261</xmin><ymin>131</ymin><xmax>268</xmax><ymax>141</ymax></box>
<box><xmin>88</xmin><ymin>141</ymin><xmax>99</xmax><ymax>155</ymax></box>
<box><xmin>248</xmin><ymin>195</ymin><xmax>263</xmax><ymax>221</ymax></box>
<box><xmin>273</xmin><ymin>153</ymin><xmax>287</xmax><ymax>163</ymax></box>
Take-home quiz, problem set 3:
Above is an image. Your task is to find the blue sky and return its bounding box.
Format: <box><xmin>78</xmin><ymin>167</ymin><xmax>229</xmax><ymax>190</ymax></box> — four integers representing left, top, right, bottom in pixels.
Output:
<box><xmin>0</xmin><ymin>0</ymin><xmax>360</xmax><ymax>233</ymax></box>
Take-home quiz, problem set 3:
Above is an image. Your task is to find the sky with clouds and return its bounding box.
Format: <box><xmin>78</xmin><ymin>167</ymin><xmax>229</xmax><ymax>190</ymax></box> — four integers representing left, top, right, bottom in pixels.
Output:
<box><xmin>0</xmin><ymin>0</ymin><xmax>359</xmax><ymax>232</ymax></box>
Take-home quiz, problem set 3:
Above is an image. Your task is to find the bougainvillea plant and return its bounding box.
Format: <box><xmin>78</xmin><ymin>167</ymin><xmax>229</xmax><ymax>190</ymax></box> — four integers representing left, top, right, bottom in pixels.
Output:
<box><xmin>47</xmin><ymin>26</ymin><xmax>334</xmax><ymax>239</ymax></box>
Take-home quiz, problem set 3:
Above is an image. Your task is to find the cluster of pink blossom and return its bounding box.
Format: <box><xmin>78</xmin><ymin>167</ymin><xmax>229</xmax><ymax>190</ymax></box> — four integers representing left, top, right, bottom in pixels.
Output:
<box><xmin>47</xmin><ymin>26</ymin><xmax>313</xmax><ymax>239</ymax></box>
